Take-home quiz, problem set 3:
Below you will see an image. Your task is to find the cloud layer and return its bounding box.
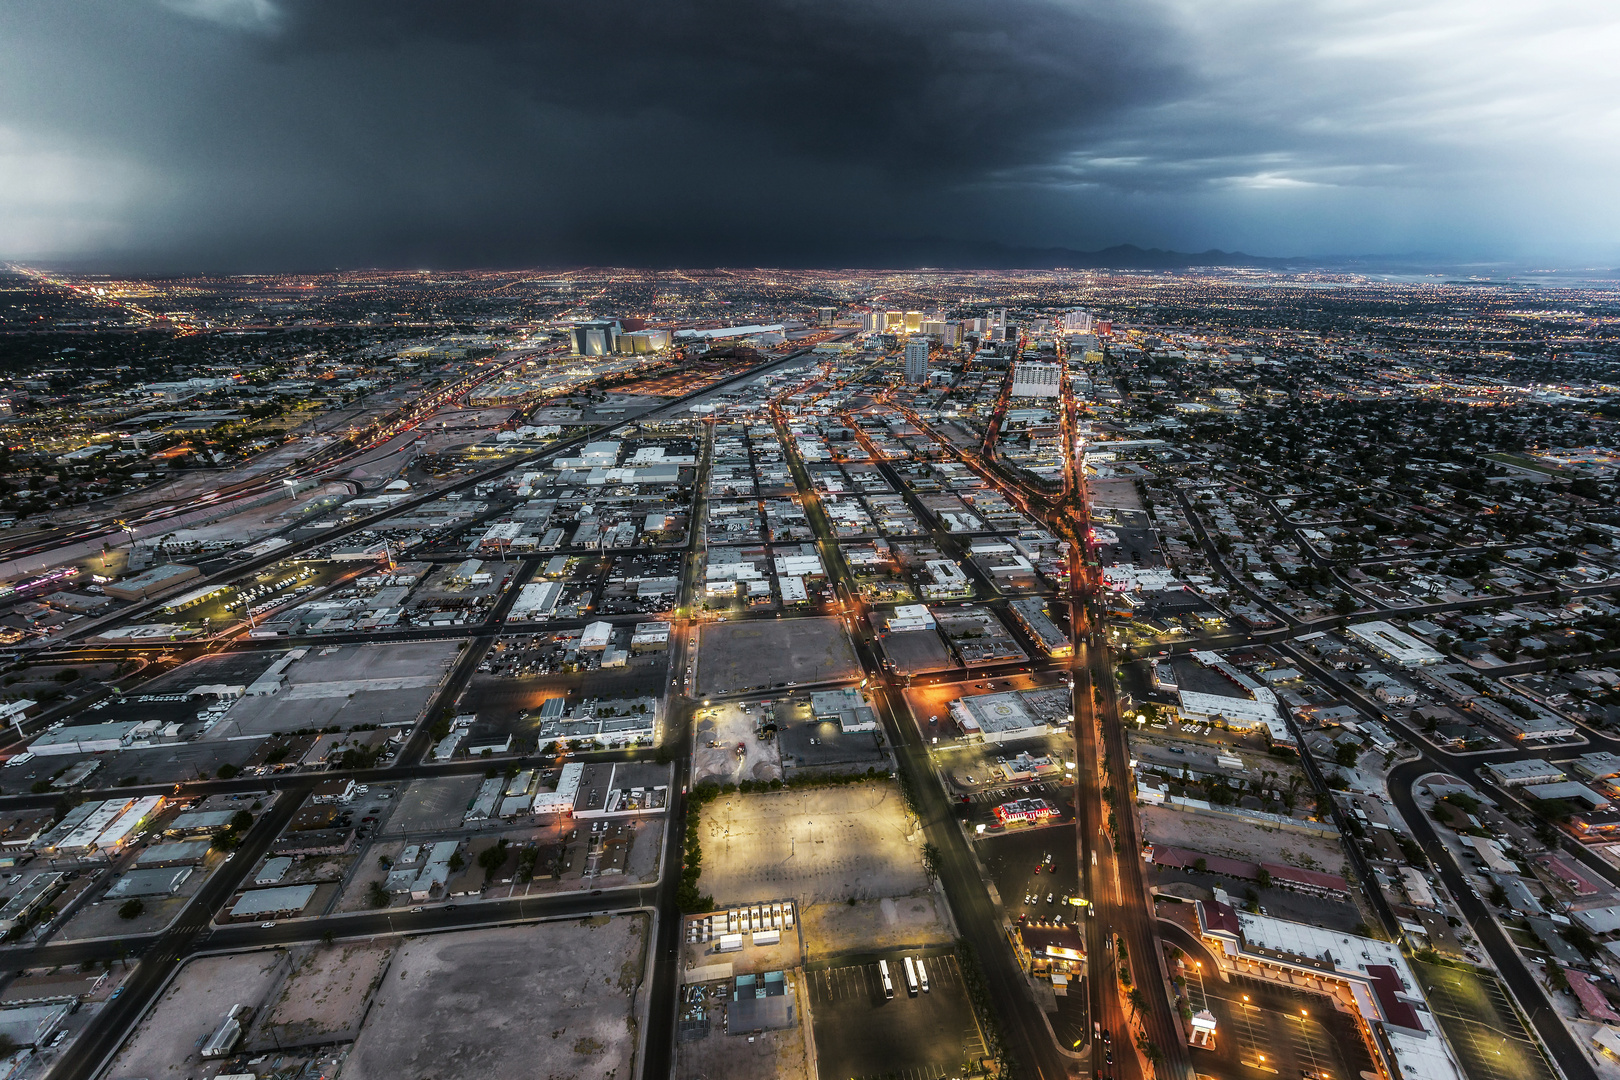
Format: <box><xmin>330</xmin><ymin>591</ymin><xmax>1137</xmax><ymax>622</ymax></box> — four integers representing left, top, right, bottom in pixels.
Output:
<box><xmin>1</xmin><ymin>0</ymin><xmax>1616</xmax><ymax>269</ymax></box>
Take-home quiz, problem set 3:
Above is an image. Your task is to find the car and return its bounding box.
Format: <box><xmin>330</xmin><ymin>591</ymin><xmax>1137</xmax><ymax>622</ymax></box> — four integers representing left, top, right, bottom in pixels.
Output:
<box><xmin>260</xmin><ymin>922</ymin><xmax>277</xmax><ymax>929</ymax></box>
<box><xmin>110</xmin><ymin>987</ymin><xmax>125</xmax><ymax>1000</ymax></box>
<box><xmin>411</xmin><ymin>906</ymin><xmax>424</xmax><ymax>913</ymax></box>
<box><xmin>1102</xmin><ymin>1029</ymin><xmax>1111</xmax><ymax>1044</ymax></box>
<box><xmin>590</xmin><ymin>889</ymin><xmax>603</xmax><ymax>895</ymax></box>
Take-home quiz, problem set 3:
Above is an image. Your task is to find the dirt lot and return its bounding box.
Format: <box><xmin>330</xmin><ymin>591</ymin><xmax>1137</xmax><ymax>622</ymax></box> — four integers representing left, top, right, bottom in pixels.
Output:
<box><xmin>1139</xmin><ymin>803</ymin><xmax>1348</xmax><ymax>875</ymax></box>
<box><xmin>248</xmin><ymin>942</ymin><xmax>393</xmax><ymax>1050</ymax></box>
<box><xmin>106</xmin><ymin>951</ymin><xmax>286</xmax><ymax>1080</ymax></box>
<box><xmin>343</xmin><ymin>918</ymin><xmax>647</xmax><ymax>1080</ymax></box>
<box><xmin>696</xmin><ymin>616</ymin><xmax>860</xmax><ymax>696</ymax></box>
<box><xmin>699</xmin><ymin>783</ymin><xmax>926</xmax><ymax>906</ymax></box>
<box><xmin>692</xmin><ymin>701</ymin><xmax>782</xmax><ymax>786</ymax></box>
<box><xmin>675</xmin><ymin>970</ymin><xmax>812</xmax><ymax>1080</ymax></box>
<box><xmin>800</xmin><ymin>893</ymin><xmax>956</xmax><ymax>960</ymax></box>
<box><xmin>337</xmin><ymin>839</ymin><xmax>404</xmax><ymax>912</ymax></box>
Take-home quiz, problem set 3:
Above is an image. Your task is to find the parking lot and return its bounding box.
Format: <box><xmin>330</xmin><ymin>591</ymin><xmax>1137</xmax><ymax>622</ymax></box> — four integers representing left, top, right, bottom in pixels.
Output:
<box><xmin>696</xmin><ymin>617</ymin><xmax>861</xmax><ymax>696</ymax></box>
<box><xmin>981</xmin><ymin>827</ymin><xmax>1082</xmax><ymax>923</ymax></box>
<box><xmin>1412</xmin><ymin>961</ymin><xmax>1557</xmax><ymax>1080</ymax></box>
<box><xmin>805</xmin><ymin>952</ymin><xmax>982</xmax><ymax>1080</ymax></box>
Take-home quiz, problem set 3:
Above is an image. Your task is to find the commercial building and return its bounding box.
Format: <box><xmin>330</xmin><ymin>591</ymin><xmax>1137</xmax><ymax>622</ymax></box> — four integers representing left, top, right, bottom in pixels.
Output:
<box><xmin>1194</xmin><ymin>899</ymin><xmax>1462</xmax><ymax>1080</ymax></box>
<box><xmin>808</xmin><ymin>687</ymin><xmax>880</xmax><ymax>733</ymax></box>
<box><xmin>1175</xmin><ymin>690</ymin><xmax>1292</xmax><ymax>746</ymax></box>
<box><xmin>28</xmin><ymin>721</ymin><xmax>143</xmax><ymax>757</ymax></box>
<box><xmin>0</xmin><ymin>873</ymin><xmax>65</xmax><ymax>933</ymax></box>
<box><xmin>1483</xmin><ymin>758</ymin><xmax>1565</xmax><ymax>787</ymax></box>
<box><xmin>1344</xmin><ymin>621</ymin><xmax>1443</xmax><ymax>667</ymax></box>
<box><xmin>1008</xmin><ymin>597</ymin><xmax>1072</xmax><ymax>658</ymax></box>
<box><xmin>534</xmin><ymin>761</ymin><xmax>585</xmax><ymax>814</ymax></box>
<box><xmin>570</xmin><ymin>761</ymin><xmax>671</xmax><ymax>819</ymax></box>
<box><xmin>104</xmin><ymin>563</ymin><xmax>200</xmax><ymax>601</ymax></box>
<box><xmin>1010</xmin><ymin>362</ymin><xmax>1061</xmax><ymax>398</ymax></box>
<box><xmin>993</xmin><ymin>798</ymin><xmax>1059</xmax><ymax>825</ymax></box>
<box><xmin>135</xmin><ymin>839</ymin><xmax>213</xmax><ymax>867</ymax></box>
<box><xmin>228</xmin><ymin>884</ymin><xmax>317</xmax><ymax>919</ymax></box>
<box><xmin>570</xmin><ymin>321</ymin><xmax>619</xmax><ymax>356</ymax></box>
<box><xmin>508</xmin><ymin>581</ymin><xmax>564</xmax><ymax>621</ymax></box>
<box><xmin>106</xmin><ymin>866</ymin><xmax>193</xmax><ymax>898</ymax></box>
<box><xmin>630</xmin><ymin>621</ymin><xmax>671</xmax><ymax>652</ymax></box>
<box><xmin>166</xmin><ymin>809</ymin><xmax>239</xmax><ymax>836</ymax></box>
<box><xmin>949</xmin><ymin>691</ymin><xmax>1055</xmax><ymax>744</ymax></box>
<box><xmin>903</xmin><ymin>338</ymin><xmax>930</xmax><ymax>385</ymax></box>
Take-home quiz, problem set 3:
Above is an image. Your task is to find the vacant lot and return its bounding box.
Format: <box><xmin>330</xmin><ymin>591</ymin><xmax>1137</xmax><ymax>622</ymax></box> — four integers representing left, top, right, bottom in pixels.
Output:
<box><xmin>696</xmin><ymin>617</ymin><xmax>860</xmax><ymax>696</ymax></box>
<box><xmin>106</xmin><ymin>951</ymin><xmax>286</xmax><ymax>1080</ymax></box>
<box><xmin>700</xmin><ymin>783</ymin><xmax>925</xmax><ymax>906</ymax></box>
<box><xmin>1139</xmin><ymin>804</ymin><xmax>1347</xmax><ymax>875</ymax></box>
<box><xmin>693</xmin><ymin>702</ymin><xmax>782</xmax><ymax>786</ymax></box>
<box><xmin>343</xmin><ymin>918</ymin><xmax>647</xmax><ymax>1080</ymax></box>
<box><xmin>249</xmin><ymin>942</ymin><xmax>393</xmax><ymax>1050</ymax></box>
<box><xmin>800</xmin><ymin>894</ymin><xmax>955</xmax><ymax>960</ymax></box>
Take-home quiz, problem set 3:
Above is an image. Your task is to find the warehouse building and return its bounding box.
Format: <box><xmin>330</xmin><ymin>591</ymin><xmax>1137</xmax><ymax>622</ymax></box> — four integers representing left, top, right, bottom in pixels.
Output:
<box><xmin>1345</xmin><ymin>621</ymin><xmax>1443</xmax><ymax>667</ymax></box>
<box><xmin>106</xmin><ymin>866</ymin><xmax>193</xmax><ymax>899</ymax></box>
<box><xmin>228</xmin><ymin>884</ymin><xmax>317</xmax><ymax>920</ymax></box>
<box><xmin>104</xmin><ymin>563</ymin><xmax>200</xmax><ymax>601</ymax></box>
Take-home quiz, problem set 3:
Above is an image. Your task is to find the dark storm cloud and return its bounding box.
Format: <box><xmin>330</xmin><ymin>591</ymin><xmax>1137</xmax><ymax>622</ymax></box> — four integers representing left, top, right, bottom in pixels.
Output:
<box><xmin>1</xmin><ymin>0</ymin><xmax>1616</xmax><ymax>268</ymax></box>
<box><xmin>266</xmin><ymin>0</ymin><xmax>1180</xmax><ymax>175</ymax></box>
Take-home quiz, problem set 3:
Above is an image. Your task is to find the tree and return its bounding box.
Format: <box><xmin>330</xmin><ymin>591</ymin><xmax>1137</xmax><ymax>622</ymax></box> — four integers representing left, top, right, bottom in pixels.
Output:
<box><xmin>447</xmin><ymin>850</ymin><xmax>465</xmax><ymax>873</ymax></box>
<box><xmin>118</xmin><ymin>898</ymin><xmax>145</xmax><ymax>920</ymax></box>
<box><xmin>229</xmin><ymin>810</ymin><xmax>254</xmax><ymax>832</ymax></box>
<box><xmin>922</xmin><ymin>842</ymin><xmax>942</xmax><ymax>879</ymax></box>
<box><xmin>477</xmin><ymin>839</ymin><xmax>510</xmax><ymax>881</ymax></box>
<box><xmin>1334</xmin><ymin>741</ymin><xmax>1360</xmax><ymax>768</ymax></box>
<box><xmin>367</xmin><ymin>881</ymin><xmax>389</xmax><ymax>909</ymax></box>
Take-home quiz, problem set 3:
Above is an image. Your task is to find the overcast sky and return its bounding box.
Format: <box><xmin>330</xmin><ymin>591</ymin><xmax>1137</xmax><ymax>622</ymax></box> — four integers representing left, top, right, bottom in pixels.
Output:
<box><xmin>2</xmin><ymin>0</ymin><xmax>1617</xmax><ymax>270</ymax></box>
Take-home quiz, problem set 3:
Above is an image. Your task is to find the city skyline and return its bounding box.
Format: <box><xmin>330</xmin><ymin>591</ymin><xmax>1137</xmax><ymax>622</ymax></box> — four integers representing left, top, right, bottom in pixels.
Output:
<box><xmin>3</xmin><ymin>0</ymin><xmax>1618</xmax><ymax>272</ymax></box>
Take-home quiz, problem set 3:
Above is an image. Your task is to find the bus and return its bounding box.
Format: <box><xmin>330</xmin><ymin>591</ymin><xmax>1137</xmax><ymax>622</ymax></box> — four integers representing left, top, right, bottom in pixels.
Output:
<box><xmin>878</xmin><ymin>960</ymin><xmax>894</xmax><ymax>1000</ymax></box>
<box><xmin>916</xmin><ymin>957</ymin><xmax>929</xmax><ymax>993</ymax></box>
<box><xmin>902</xmin><ymin>956</ymin><xmax>920</xmax><ymax>996</ymax></box>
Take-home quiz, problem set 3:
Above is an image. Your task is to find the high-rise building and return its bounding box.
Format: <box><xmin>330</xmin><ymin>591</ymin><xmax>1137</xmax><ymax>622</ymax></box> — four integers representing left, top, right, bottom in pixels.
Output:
<box><xmin>571</xmin><ymin>320</ymin><xmax>619</xmax><ymax>356</ymax></box>
<box><xmin>1062</xmin><ymin>309</ymin><xmax>1093</xmax><ymax>333</ymax></box>
<box><xmin>904</xmin><ymin>338</ymin><xmax>930</xmax><ymax>384</ymax></box>
<box><xmin>904</xmin><ymin>311</ymin><xmax>923</xmax><ymax>334</ymax></box>
<box><xmin>817</xmin><ymin>306</ymin><xmax>836</xmax><ymax>326</ymax></box>
<box><xmin>1011</xmin><ymin>361</ymin><xmax>1061</xmax><ymax>398</ymax></box>
<box><xmin>886</xmin><ymin>310</ymin><xmax>904</xmax><ymax>330</ymax></box>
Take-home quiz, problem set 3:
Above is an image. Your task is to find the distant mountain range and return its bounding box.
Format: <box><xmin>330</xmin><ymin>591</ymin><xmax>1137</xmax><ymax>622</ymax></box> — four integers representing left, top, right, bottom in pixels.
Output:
<box><xmin>830</xmin><ymin>238</ymin><xmax>1619</xmax><ymax>277</ymax></box>
<box><xmin>856</xmin><ymin>238</ymin><xmax>1305</xmax><ymax>270</ymax></box>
